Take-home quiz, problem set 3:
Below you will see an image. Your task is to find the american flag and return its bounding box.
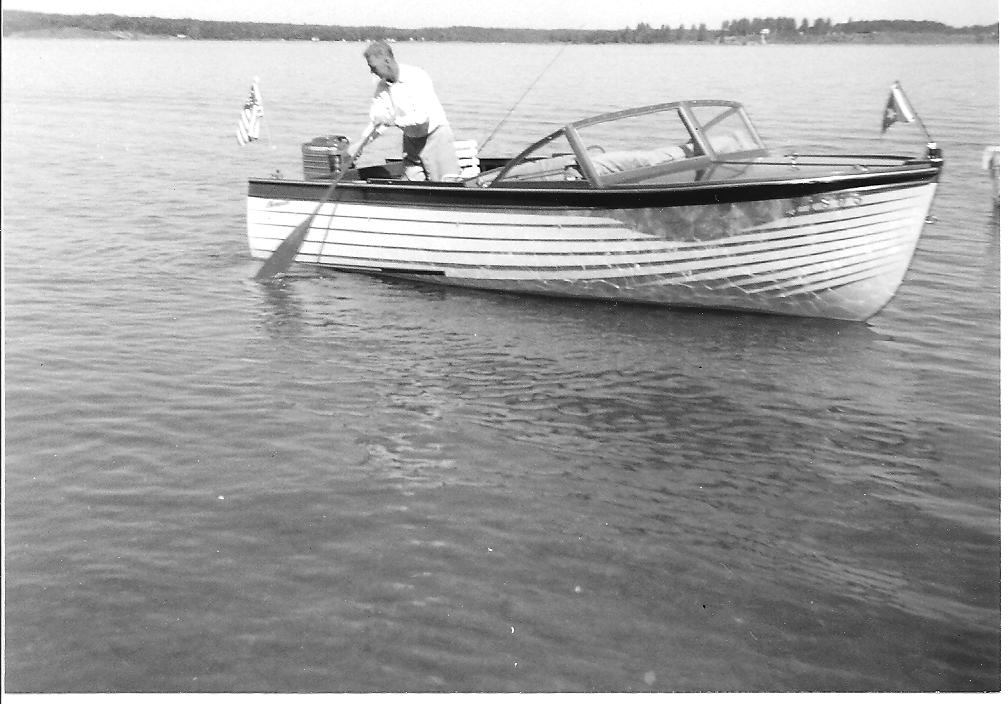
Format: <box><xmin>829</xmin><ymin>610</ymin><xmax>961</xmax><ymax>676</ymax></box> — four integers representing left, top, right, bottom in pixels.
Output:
<box><xmin>881</xmin><ymin>82</ymin><xmax>915</xmax><ymax>133</ymax></box>
<box><xmin>236</xmin><ymin>78</ymin><xmax>264</xmax><ymax>145</ymax></box>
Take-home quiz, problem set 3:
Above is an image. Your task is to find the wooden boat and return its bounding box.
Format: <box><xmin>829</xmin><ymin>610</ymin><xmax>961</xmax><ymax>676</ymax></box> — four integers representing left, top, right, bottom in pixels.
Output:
<box><xmin>247</xmin><ymin>99</ymin><xmax>942</xmax><ymax>321</ymax></box>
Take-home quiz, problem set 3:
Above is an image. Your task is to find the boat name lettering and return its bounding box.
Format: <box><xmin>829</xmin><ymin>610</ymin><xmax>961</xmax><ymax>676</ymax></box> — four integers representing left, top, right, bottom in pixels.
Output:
<box><xmin>785</xmin><ymin>193</ymin><xmax>862</xmax><ymax>217</ymax></box>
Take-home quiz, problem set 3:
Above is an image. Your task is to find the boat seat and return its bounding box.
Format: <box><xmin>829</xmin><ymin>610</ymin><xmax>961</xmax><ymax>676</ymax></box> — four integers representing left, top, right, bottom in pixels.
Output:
<box><xmin>455</xmin><ymin>139</ymin><xmax>480</xmax><ymax>179</ymax></box>
<box><xmin>705</xmin><ymin>132</ymin><xmax>752</xmax><ymax>154</ymax></box>
<box><xmin>591</xmin><ymin>145</ymin><xmax>686</xmax><ymax>175</ymax></box>
<box><xmin>498</xmin><ymin>154</ymin><xmax>580</xmax><ymax>182</ymax></box>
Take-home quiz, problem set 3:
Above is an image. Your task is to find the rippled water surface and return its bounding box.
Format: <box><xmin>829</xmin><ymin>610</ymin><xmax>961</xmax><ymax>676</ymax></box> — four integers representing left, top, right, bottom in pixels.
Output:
<box><xmin>3</xmin><ymin>40</ymin><xmax>1000</xmax><ymax>692</ymax></box>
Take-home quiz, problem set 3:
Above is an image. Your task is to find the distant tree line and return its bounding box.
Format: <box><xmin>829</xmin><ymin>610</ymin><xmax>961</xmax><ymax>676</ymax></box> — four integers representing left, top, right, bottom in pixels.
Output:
<box><xmin>718</xmin><ymin>16</ymin><xmax>990</xmax><ymax>37</ymax></box>
<box><xmin>1</xmin><ymin>10</ymin><xmax>997</xmax><ymax>43</ymax></box>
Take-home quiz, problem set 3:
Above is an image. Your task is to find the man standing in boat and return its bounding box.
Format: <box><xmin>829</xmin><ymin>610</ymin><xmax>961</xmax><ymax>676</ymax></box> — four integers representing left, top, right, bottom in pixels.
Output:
<box><xmin>353</xmin><ymin>40</ymin><xmax>459</xmax><ymax>181</ymax></box>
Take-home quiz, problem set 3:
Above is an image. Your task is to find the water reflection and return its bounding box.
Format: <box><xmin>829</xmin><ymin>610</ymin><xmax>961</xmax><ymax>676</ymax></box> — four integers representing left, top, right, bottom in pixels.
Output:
<box><xmin>261</xmin><ymin>272</ymin><xmax>925</xmax><ymax>494</ymax></box>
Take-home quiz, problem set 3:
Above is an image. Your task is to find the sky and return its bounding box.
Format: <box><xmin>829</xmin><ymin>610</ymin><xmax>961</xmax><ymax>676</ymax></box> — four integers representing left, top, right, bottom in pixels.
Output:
<box><xmin>1</xmin><ymin>0</ymin><xmax>1000</xmax><ymax>29</ymax></box>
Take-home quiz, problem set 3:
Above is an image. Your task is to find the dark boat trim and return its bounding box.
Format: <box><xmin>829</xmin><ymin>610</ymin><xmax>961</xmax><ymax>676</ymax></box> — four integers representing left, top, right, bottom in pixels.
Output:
<box><xmin>331</xmin><ymin>265</ymin><xmax>447</xmax><ymax>276</ymax></box>
<box><xmin>249</xmin><ymin>163</ymin><xmax>940</xmax><ymax>210</ymax></box>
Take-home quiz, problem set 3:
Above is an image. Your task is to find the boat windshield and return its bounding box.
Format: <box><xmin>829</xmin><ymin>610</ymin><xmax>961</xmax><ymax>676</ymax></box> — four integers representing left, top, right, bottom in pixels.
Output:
<box><xmin>687</xmin><ymin>104</ymin><xmax>762</xmax><ymax>155</ymax></box>
<box><xmin>487</xmin><ymin>101</ymin><xmax>765</xmax><ymax>187</ymax></box>
<box><xmin>574</xmin><ymin>108</ymin><xmax>699</xmax><ymax>182</ymax></box>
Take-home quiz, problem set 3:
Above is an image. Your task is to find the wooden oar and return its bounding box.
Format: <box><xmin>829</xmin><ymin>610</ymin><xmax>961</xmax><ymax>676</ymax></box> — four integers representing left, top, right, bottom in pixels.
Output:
<box><xmin>254</xmin><ymin>125</ymin><xmax>382</xmax><ymax>282</ymax></box>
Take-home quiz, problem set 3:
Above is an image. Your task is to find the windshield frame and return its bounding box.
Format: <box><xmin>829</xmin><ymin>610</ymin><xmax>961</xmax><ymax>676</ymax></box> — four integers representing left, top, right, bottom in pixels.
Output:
<box><xmin>487</xmin><ymin>100</ymin><xmax>766</xmax><ymax>188</ymax></box>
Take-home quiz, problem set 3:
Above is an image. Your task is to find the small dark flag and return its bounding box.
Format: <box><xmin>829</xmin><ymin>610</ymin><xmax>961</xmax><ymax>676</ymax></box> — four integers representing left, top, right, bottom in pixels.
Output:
<box><xmin>881</xmin><ymin>82</ymin><xmax>915</xmax><ymax>133</ymax></box>
<box><xmin>236</xmin><ymin>78</ymin><xmax>264</xmax><ymax>145</ymax></box>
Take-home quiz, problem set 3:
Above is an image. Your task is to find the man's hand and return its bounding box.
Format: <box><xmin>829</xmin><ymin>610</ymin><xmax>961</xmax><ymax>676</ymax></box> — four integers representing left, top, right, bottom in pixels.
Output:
<box><xmin>347</xmin><ymin>124</ymin><xmax>386</xmax><ymax>163</ymax></box>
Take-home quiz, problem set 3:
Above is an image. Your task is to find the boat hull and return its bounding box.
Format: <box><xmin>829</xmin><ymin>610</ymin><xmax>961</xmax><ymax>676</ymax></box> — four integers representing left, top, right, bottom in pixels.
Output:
<box><xmin>247</xmin><ymin>179</ymin><xmax>937</xmax><ymax>321</ymax></box>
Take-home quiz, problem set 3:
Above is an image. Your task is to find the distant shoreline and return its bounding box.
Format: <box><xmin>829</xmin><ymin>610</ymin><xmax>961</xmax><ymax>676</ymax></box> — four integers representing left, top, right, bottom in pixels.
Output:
<box><xmin>3</xmin><ymin>27</ymin><xmax>998</xmax><ymax>45</ymax></box>
<box><xmin>2</xmin><ymin>10</ymin><xmax>998</xmax><ymax>45</ymax></box>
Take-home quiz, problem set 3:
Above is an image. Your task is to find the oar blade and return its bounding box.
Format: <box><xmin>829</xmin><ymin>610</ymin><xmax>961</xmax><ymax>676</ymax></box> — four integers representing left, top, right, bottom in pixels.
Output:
<box><xmin>253</xmin><ymin>215</ymin><xmax>314</xmax><ymax>282</ymax></box>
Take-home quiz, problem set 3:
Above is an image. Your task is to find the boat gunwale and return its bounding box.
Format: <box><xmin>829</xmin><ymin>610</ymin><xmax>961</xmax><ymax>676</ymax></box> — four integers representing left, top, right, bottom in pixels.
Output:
<box><xmin>248</xmin><ymin>161</ymin><xmax>942</xmax><ymax>209</ymax></box>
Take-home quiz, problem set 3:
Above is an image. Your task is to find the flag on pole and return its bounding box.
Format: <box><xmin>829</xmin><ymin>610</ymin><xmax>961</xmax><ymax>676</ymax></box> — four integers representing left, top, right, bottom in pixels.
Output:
<box><xmin>236</xmin><ymin>78</ymin><xmax>264</xmax><ymax>145</ymax></box>
<box><xmin>881</xmin><ymin>82</ymin><xmax>915</xmax><ymax>133</ymax></box>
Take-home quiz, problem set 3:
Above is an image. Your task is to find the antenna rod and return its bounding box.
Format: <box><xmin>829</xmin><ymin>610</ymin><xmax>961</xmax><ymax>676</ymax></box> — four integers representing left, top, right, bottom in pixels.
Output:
<box><xmin>479</xmin><ymin>41</ymin><xmax>572</xmax><ymax>152</ymax></box>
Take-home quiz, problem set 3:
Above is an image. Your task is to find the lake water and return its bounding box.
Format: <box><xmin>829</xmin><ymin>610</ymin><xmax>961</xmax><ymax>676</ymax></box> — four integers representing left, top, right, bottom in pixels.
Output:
<box><xmin>2</xmin><ymin>39</ymin><xmax>1000</xmax><ymax>692</ymax></box>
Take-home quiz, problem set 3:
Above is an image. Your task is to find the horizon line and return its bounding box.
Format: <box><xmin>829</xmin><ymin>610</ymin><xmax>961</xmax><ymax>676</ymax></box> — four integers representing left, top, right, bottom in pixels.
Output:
<box><xmin>1</xmin><ymin>8</ymin><xmax>998</xmax><ymax>32</ymax></box>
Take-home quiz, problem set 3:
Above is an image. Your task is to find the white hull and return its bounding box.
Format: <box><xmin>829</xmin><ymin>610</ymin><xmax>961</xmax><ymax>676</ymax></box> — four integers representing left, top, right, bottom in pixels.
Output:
<box><xmin>248</xmin><ymin>181</ymin><xmax>936</xmax><ymax>321</ymax></box>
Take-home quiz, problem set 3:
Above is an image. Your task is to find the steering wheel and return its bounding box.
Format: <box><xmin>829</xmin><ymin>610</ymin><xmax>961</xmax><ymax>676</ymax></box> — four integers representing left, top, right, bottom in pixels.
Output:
<box><xmin>563</xmin><ymin>162</ymin><xmax>585</xmax><ymax>180</ymax></box>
